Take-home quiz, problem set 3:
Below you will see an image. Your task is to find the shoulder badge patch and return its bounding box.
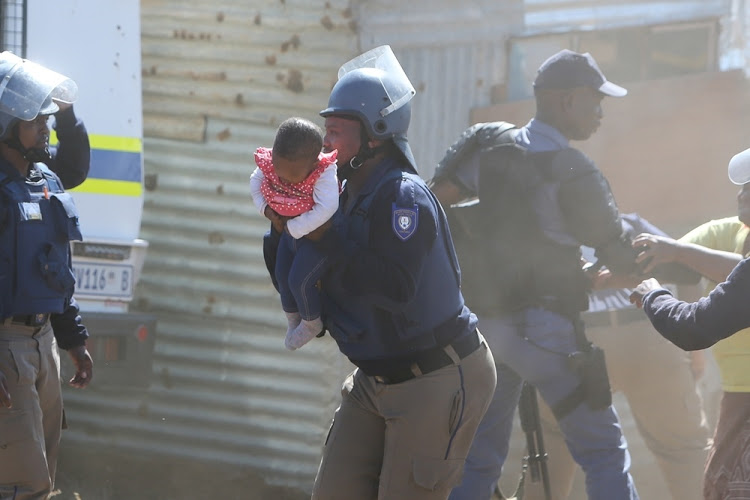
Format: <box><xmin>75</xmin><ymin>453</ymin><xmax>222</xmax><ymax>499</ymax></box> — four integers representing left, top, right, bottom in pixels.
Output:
<box><xmin>392</xmin><ymin>202</ymin><xmax>419</xmax><ymax>241</ymax></box>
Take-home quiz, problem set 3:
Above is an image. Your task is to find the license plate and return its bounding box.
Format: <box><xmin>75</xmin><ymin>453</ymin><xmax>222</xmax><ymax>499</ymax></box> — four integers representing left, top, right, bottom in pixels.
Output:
<box><xmin>72</xmin><ymin>263</ymin><xmax>134</xmax><ymax>298</ymax></box>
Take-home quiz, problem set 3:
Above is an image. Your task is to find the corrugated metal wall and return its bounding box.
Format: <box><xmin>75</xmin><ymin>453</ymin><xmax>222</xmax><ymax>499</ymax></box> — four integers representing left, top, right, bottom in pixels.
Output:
<box><xmin>62</xmin><ymin>0</ymin><xmax>359</xmax><ymax>492</ymax></box>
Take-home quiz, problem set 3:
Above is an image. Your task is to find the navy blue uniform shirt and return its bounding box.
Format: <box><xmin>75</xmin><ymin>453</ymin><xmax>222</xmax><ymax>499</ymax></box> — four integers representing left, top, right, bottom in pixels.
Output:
<box><xmin>314</xmin><ymin>156</ymin><xmax>475</xmax><ymax>361</ymax></box>
<box><xmin>317</xmin><ymin>160</ymin><xmax>439</xmax><ymax>307</ymax></box>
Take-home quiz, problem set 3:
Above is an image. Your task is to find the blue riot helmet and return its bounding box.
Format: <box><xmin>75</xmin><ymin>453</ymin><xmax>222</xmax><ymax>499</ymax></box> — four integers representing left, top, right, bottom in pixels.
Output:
<box><xmin>0</xmin><ymin>51</ymin><xmax>77</xmax><ymax>161</ymax></box>
<box><xmin>320</xmin><ymin>45</ymin><xmax>418</xmax><ymax>173</ymax></box>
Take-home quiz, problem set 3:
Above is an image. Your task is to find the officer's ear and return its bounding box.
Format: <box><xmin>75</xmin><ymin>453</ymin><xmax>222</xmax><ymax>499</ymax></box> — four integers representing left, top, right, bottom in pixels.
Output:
<box><xmin>357</xmin><ymin>121</ymin><xmax>373</xmax><ymax>149</ymax></box>
<box><xmin>560</xmin><ymin>89</ymin><xmax>578</xmax><ymax>113</ymax></box>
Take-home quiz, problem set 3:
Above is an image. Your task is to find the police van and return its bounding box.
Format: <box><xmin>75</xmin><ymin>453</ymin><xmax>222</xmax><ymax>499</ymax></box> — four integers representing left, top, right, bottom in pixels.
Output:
<box><xmin>3</xmin><ymin>0</ymin><xmax>156</xmax><ymax>386</ymax></box>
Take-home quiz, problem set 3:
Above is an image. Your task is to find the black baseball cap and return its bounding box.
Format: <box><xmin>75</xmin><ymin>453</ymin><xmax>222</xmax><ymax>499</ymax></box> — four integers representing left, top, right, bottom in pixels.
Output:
<box><xmin>533</xmin><ymin>49</ymin><xmax>627</xmax><ymax>97</ymax></box>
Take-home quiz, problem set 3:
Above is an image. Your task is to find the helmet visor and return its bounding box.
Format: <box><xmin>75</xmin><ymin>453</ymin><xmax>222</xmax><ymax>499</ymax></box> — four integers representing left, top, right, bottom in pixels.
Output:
<box><xmin>0</xmin><ymin>52</ymin><xmax>77</xmax><ymax>121</ymax></box>
<box><xmin>337</xmin><ymin>45</ymin><xmax>415</xmax><ymax>118</ymax></box>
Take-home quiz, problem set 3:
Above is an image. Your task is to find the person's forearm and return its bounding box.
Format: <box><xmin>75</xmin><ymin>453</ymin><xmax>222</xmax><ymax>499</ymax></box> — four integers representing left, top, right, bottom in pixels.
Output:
<box><xmin>642</xmin><ymin>257</ymin><xmax>750</xmax><ymax>350</ymax></box>
<box><xmin>674</xmin><ymin>242</ymin><xmax>742</xmax><ymax>283</ymax></box>
<box><xmin>50</xmin><ymin>298</ymin><xmax>89</xmax><ymax>350</ymax></box>
<box><xmin>47</xmin><ymin>106</ymin><xmax>90</xmax><ymax>189</ymax></box>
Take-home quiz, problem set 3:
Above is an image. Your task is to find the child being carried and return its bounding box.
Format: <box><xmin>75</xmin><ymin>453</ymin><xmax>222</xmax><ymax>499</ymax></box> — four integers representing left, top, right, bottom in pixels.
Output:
<box><xmin>250</xmin><ymin>117</ymin><xmax>339</xmax><ymax>350</ymax></box>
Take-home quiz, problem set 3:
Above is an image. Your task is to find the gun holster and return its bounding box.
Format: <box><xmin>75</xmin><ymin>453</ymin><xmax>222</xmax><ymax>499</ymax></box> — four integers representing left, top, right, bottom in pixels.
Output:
<box><xmin>567</xmin><ymin>344</ymin><xmax>612</xmax><ymax>411</ymax></box>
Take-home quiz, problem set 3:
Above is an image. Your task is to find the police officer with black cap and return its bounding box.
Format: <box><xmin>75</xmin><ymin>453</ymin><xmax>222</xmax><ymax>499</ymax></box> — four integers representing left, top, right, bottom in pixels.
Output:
<box><xmin>301</xmin><ymin>45</ymin><xmax>497</xmax><ymax>499</ymax></box>
<box><xmin>0</xmin><ymin>51</ymin><xmax>93</xmax><ymax>500</ymax></box>
<box><xmin>432</xmin><ymin>50</ymin><xmax>641</xmax><ymax>500</ymax></box>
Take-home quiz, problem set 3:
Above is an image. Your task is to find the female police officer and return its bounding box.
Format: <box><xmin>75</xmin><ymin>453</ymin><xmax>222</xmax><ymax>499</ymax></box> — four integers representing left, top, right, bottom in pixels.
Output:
<box><xmin>0</xmin><ymin>52</ymin><xmax>93</xmax><ymax>500</ymax></box>
<box><xmin>304</xmin><ymin>46</ymin><xmax>496</xmax><ymax>500</ymax></box>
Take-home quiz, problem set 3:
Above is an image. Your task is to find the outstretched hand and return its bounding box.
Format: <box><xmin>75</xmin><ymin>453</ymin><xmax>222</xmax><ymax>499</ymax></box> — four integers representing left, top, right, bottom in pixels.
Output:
<box><xmin>629</xmin><ymin>278</ymin><xmax>662</xmax><ymax>308</ymax></box>
<box><xmin>590</xmin><ymin>268</ymin><xmax>644</xmax><ymax>290</ymax></box>
<box><xmin>632</xmin><ymin>233</ymin><xmax>681</xmax><ymax>274</ymax></box>
<box><xmin>582</xmin><ymin>259</ymin><xmax>642</xmax><ymax>290</ymax></box>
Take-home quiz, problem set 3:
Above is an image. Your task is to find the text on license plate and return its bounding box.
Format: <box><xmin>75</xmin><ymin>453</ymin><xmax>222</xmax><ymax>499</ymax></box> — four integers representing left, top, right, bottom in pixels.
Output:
<box><xmin>72</xmin><ymin>263</ymin><xmax>134</xmax><ymax>298</ymax></box>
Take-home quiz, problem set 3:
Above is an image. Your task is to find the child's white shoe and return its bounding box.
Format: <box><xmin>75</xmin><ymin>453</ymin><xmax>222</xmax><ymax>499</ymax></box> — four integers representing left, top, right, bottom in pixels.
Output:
<box><xmin>285</xmin><ymin>317</ymin><xmax>323</xmax><ymax>350</ymax></box>
<box><xmin>285</xmin><ymin>311</ymin><xmax>301</xmax><ymax>338</ymax></box>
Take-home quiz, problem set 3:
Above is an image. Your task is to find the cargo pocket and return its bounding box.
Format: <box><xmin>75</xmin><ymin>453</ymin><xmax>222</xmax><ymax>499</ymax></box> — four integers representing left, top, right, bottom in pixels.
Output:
<box><xmin>4</xmin><ymin>346</ymin><xmax>35</xmax><ymax>387</ymax></box>
<box><xmin>0</xmin><ymin>346</ymin><xmax>42</xmax><ymax>490</ymax></box>
<box><xmin>0</xmin><ymin>408</ymin><xmax>38</xmax><ymax>488</ymax></box>
<box><xmin>412</xmin><ymin>456</ymin><xmax>465</xmax><ymax>492</ymax></box>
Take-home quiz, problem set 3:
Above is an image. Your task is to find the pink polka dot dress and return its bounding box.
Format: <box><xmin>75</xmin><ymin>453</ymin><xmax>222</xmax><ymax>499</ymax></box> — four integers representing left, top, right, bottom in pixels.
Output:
<box><xmin>254</xmin><ymin>147</ymin><xmax>338</xmax><ymax>217</ymax></box>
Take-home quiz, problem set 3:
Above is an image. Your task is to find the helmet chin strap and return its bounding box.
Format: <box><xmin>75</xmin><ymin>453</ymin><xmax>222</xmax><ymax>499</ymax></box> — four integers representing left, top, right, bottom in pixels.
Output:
<box><xmin>338</xmin><ymin>133</ymin><xmax>388</xmax><ymax>182</ymax></box>
<box><xmin>337</xmin><ymin>155</ymin><xmax>362</xmax><ymax>182</ymax></box>
<box><xmin>4</xmin><ymin>135</ymin><xmax>51</xmax><ymax>163</ymax></box>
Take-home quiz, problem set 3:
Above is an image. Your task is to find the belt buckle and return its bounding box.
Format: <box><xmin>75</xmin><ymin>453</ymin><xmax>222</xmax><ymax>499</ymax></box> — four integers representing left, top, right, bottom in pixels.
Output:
<box><xmin>13</xmin><ymin>314</ymin><xmax>47</xmax><ymax>327</ymax></box>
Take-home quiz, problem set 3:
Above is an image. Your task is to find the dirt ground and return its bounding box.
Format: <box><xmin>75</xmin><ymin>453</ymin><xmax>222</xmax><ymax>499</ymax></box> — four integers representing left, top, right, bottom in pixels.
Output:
<box><xmin>53</xmin><ymin>442</ymin><xmax>309</xmax><ymax>500</ymax></box>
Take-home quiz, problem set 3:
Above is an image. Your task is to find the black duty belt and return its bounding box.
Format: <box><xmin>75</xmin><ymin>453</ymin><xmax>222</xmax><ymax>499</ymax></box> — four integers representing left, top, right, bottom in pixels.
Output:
<box><xmin>366</xmin><ymin>329</ymin><xmax>482</xmax><ymax>385</ymax></box>
<box><xmin>581</xmin><ymin>307</ymin><xmax>646</xmax><ymax>329</ymax></box>
<box><xmin>2</xmin><ymin>313</ymin><xmax>50</xmax><ymax>327</ymax></box>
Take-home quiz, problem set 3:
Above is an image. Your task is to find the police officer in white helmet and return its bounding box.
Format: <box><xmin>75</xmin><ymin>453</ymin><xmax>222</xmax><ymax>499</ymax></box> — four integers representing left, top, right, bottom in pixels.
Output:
<box><xmin>0</xmin><ymin>51</ymin><xmax>93</xmax><ymax>500</ymax></box>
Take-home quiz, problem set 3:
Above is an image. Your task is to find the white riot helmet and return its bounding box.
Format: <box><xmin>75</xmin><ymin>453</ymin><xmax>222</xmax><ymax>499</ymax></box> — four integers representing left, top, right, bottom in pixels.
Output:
<box><xmin>320</xmin><ymin>45</ymin><xmax>418</xmax><ymax>172</ymax></box>
<box><xmin>728</xmin><ymin>147</ymin><xmax>750</xmax><ymax>186</ymax></box>
<box><xmin>0</xmin><ymin>51</ymin><xmax>77</xmax><ymax>141</ymax></box>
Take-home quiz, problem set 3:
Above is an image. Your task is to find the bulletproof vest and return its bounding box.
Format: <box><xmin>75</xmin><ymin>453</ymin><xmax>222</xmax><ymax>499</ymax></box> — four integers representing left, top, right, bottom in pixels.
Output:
<box><xmin>321</xmin><ymin>159</ymin><xmax>466</xmax><ymax>360</ymax></box>
<box><xmin>444</xmin><ymin>128</ymin><xmax>589</xmax><ymax>317</ymax></box>
<box><xmin>0</xmin><ymin>162</ymin><xmax>82</xmax><ymax>318</ymax></box>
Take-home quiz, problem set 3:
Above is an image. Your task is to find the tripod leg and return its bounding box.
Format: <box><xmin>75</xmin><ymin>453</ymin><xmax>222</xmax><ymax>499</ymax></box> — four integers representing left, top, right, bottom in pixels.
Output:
<box><xmin>532</xmin><ymin>404</ymin><xmax>552</xmax><ymax>499</ymax></box>
<box><xmin>518</xmin><ymin>383</ymin><xmax>552</xmax><ymax>500</ymax></box>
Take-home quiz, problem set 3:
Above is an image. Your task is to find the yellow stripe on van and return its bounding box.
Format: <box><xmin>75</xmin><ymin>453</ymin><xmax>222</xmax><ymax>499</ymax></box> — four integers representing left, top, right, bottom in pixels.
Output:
<box><xmin>89</xmin><ymin>134</ymin><xmax>142</xmax><ymax>153</ymax></box>
<box><xmin>50</xmin><ymin>131</ymin><xmax>142</xmax><ymax>153</ymax></box>
<box><xmin>68</xmin><ymin>178</ymin><xmax>143</xmax><ymax>197</ymax></box>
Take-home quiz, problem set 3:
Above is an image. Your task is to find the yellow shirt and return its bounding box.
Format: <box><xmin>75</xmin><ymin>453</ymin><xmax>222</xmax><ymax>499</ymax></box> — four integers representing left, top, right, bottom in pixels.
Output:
<box><xmin>680</xmin><ymin>216</ymin><xmax>750</xmax><ymax>392</ymax></box>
